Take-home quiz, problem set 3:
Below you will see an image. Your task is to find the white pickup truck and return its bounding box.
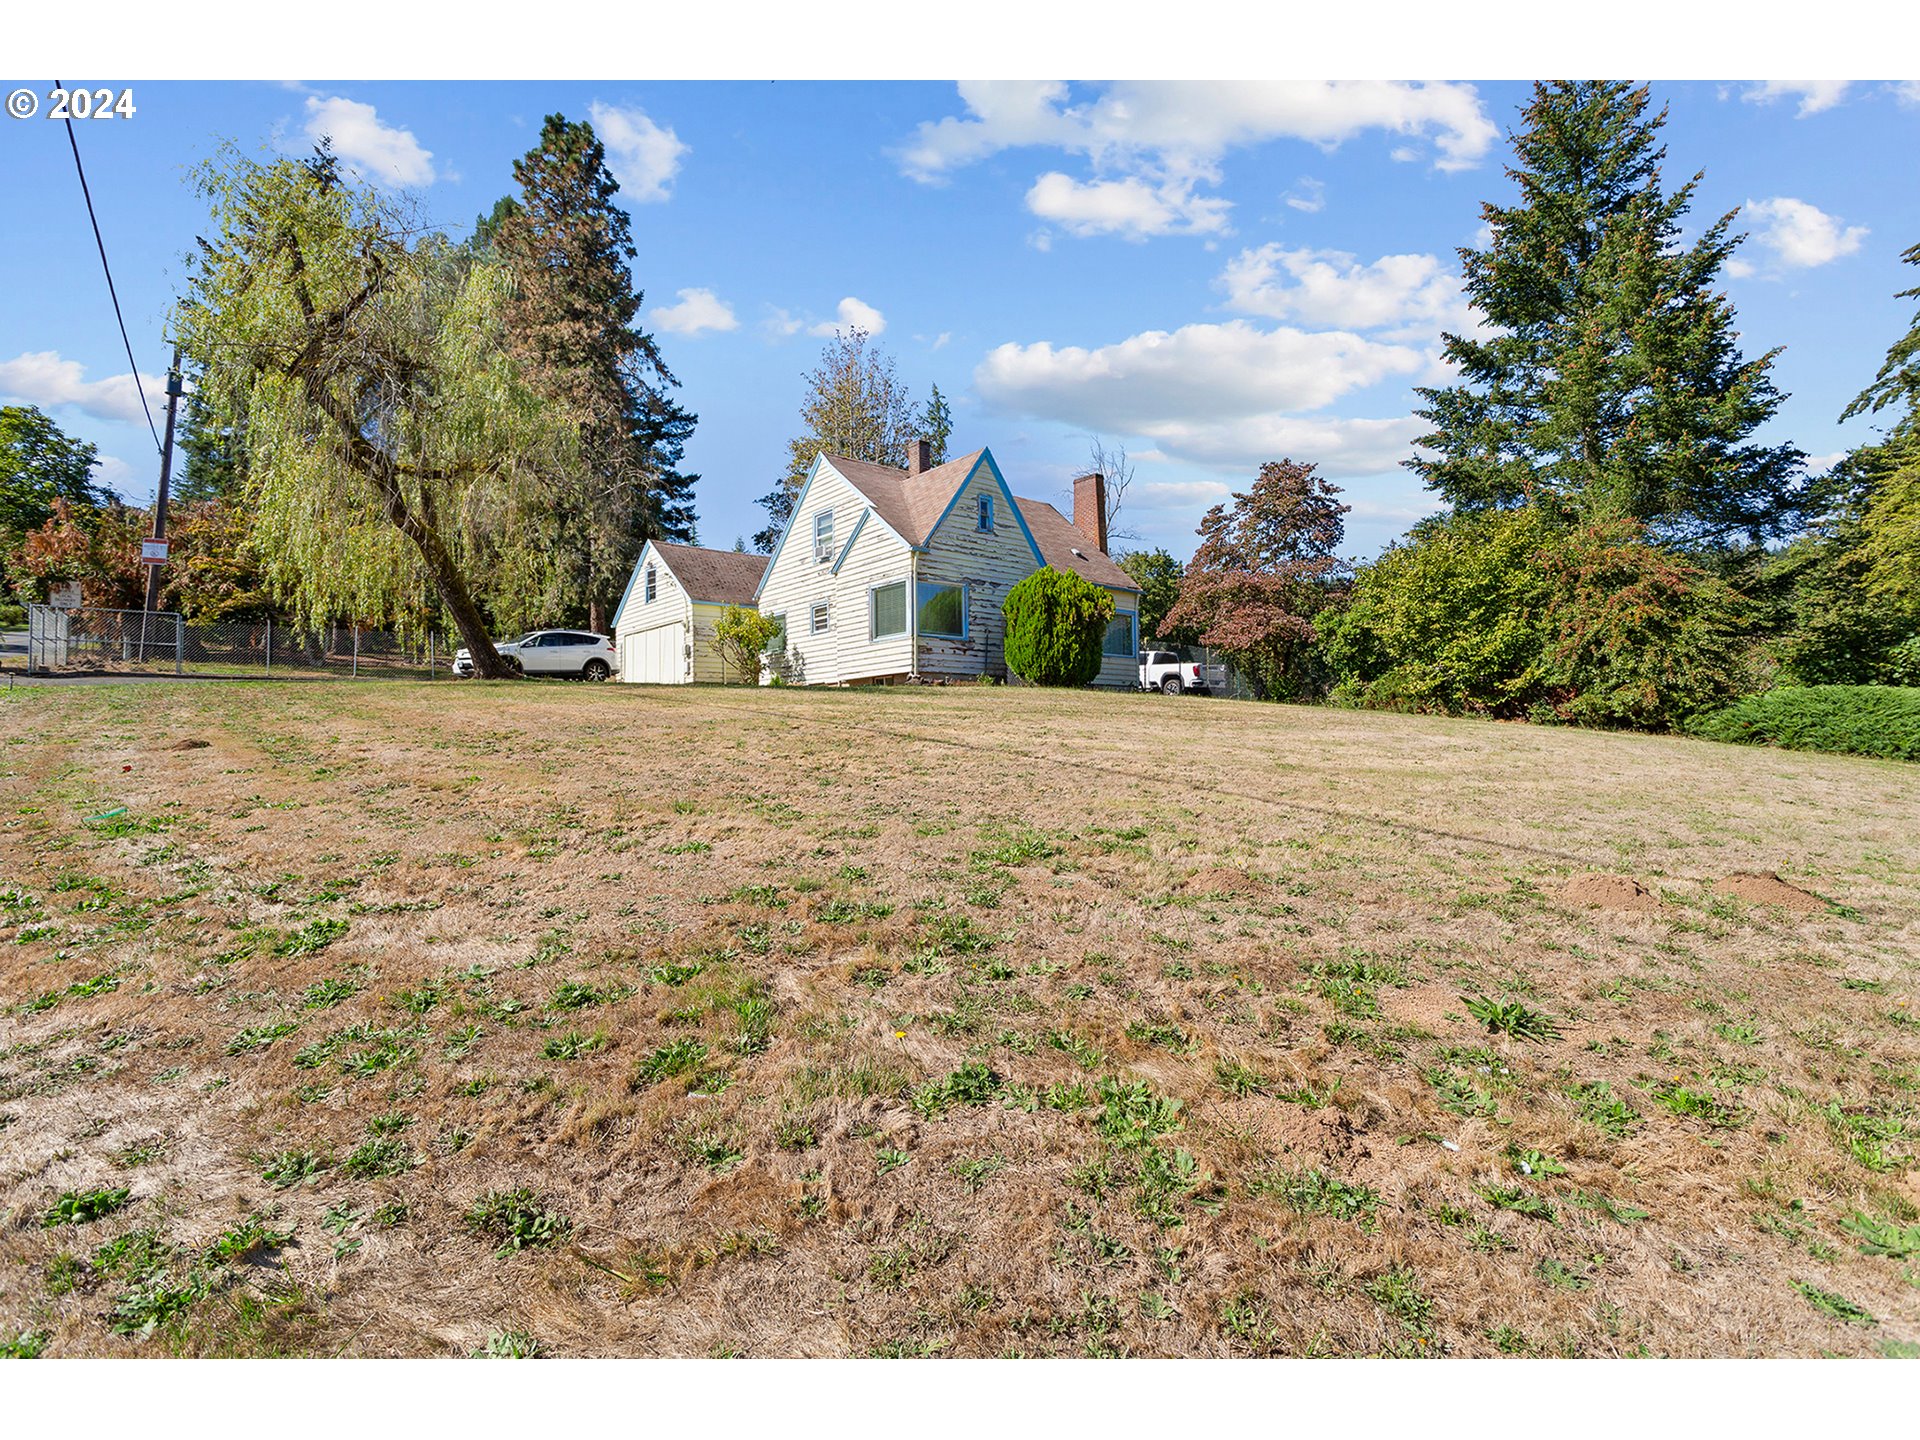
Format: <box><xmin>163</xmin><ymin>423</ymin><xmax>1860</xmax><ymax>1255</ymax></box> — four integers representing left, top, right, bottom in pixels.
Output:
<box><xmin>1138</xmin><ymin>649</ymin><xmax>1224</xmax><ymax>696</ymax></box>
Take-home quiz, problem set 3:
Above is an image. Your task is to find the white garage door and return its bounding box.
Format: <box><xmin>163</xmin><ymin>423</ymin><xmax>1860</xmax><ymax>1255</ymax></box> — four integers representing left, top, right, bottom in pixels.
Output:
<box><xmin>620</xmin><ymin>623</ymin><xmax>687</xmax><ymax>684</ymax></box>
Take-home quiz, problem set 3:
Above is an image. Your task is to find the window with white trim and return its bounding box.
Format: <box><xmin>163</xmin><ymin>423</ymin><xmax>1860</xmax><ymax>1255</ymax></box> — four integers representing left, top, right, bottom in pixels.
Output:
<box><xmin>917</xmin><ymin>582</ymin><xmax>965</xmax><ymax>639</ymax></box>
<box><xmin>870</xmin><ymin>581</ymin><xmax>907</xmax><ymax>640</ymax></box>
<box><xmin>813</xmin><ymin>510</ymin><xmax>835</xmax><ymax>563</ymax></box>
<box><xmin>765</xmin><ymin>614</ymin><xmax>787</xmax><ymax>656</ymax></box>
<box><xmin>976</xmin><ymin>495</ymin><xmax>994</xmax><ymax>532</ymax></box>
<box><xmin>810</xmin><ymin>601</ymin><xmax>830</xmax><ymax>634</ymax></box>
<box><xmin>644</xmin><ymin>565</ymin><xmax>657</xmax><ymax>603</ymax></box>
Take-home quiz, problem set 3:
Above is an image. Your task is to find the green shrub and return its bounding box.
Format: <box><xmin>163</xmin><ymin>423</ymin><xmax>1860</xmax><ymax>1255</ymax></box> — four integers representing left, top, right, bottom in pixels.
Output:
<box><xmin>1533</xmin><ymin>522</ymin><xmax>1752</xmax><ymax>729</ymax></box>
<box><xmin>1323</xmin><ymin>507</ymin><xmax>1558</xmax><ymax>717</ymax></box>
<box><xmin>0</xmin><ymin>603</ymin><xmax>25</xmax><ymax>629</ymax></box>
<box><xmin>1001</xmin><ymin>566</ymin><xmax>1114</xmax><ymax>687</ymax></box>
<box><xmin>1327</xmin><ymin>508</ymin><xmax>1754</xmax><ymax>730</ymax></box>
<box><xmin>1688</xmin><ymin>685</ymin><xmax>1920</xmax><ymax>761</ymax></box>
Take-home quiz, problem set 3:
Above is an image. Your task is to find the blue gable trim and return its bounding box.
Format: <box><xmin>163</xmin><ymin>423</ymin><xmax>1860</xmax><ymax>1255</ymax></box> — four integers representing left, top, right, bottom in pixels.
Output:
<box><xmin>921</xmin><ymin>448</ymin><xmax>1044</xmax><ymax>568</ymax></box>
<box><xmin>829</xmin><ymin>507</ymin><xmax>871</xmax><ymax>575</ymax></box>
<box><xmin>609</xmin><ymin>540</ymin><xmax>657</xmax><ymax>634</ymax></box>
<box><xmin>753</xmin><ymin>453</ymin><xmax>827</xmax><ymax>602</ymax></box>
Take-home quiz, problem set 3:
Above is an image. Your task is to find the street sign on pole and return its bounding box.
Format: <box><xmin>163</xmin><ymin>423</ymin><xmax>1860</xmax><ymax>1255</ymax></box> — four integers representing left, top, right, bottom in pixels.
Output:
<box><xmin>140</xmin><ymin>540</ymin><xmax>170</xmax><ymax>565</ymax></box>
<box><xmin>50</xmin><ymin>581</ymin><xmax>83</xmax><ymax>609</ymax></box>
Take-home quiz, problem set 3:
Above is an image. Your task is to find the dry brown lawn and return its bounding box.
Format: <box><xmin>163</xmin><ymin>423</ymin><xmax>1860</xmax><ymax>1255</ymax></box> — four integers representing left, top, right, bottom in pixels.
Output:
<box><xmin>2</xmin><ymin>679</ymin><xmax>1917</xmax><ymax>1358</ymax></box>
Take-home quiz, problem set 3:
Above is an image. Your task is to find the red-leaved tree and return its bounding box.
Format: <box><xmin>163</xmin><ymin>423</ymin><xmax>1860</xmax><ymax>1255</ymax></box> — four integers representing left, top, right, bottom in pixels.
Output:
<box><xmin>1164</xmin><ymin>459</ymin><xmax>1350</xmax><ymax>698</ymax></box>
<box><xmin>7</xmin><ymin>499</ymin><xmax>146</xmax><ymax>609</ymax></box>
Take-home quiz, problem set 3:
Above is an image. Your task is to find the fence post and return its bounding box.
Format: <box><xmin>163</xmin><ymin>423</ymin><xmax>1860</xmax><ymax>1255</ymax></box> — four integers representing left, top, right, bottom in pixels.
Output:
<box><xmin>352</xmin><ymin>624</ymin><xmax>360</xmax><ymax>678</ymax></box>
<box><xmin>265</xmin><ymin>617</ymin><xmax>272</xmax><ymax>677</ymax></box>
<box><xmin>175</xmin><ymin>613</ymin><xmax>183</xmax><ymax>676</ymax></box>
<box><xmin>429</xmin><ymin>633</ymin><xmax>435</xmax><ymax>679</ymax></box>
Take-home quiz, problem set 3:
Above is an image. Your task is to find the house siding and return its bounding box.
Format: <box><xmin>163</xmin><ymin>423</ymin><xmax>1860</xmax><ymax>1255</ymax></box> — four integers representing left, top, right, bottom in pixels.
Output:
<box><xmin>614</xmin><ymin>543</ymin><xmax>694</xmax><ymax>683</ymax></box>
<box><xmin>1096</xmin><ymin>587</ymin><xmax>1139</xmax><ymax>690</ymax></box>
<box><xmin>757</xmin><ymin>459</ymin><xmax>915</xmax><ymax>685</ymax></box>
<box><xmin>690</xmin><ymin>601</ymin><xmax>738</xmax><ymax>684</ymax></box>
<box><xmin>916</xmin><ymin>461</ymin><xmax>1042</xmax><ymax>681</ymax></box>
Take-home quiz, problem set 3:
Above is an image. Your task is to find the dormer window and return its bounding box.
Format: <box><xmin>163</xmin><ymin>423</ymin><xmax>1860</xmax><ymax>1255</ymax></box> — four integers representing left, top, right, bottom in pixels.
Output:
<box><xmin>813</xmin><ymin>510</ymin><xmax>835</xmax><ymax>563</ymax></box>
<box><xmin>976</xmin><ymin>495</ymin><xmax>994</xmax><ymax>532</ymax></box>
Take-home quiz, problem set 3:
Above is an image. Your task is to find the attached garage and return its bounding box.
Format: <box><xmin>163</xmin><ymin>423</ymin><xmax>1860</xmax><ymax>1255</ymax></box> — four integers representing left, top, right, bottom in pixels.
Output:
<box><xmin>610</xmin><ymin>541</ymin><xmax>769</xmax><ymax>685</ymax></box>
<box><xmin>620</xmin><ymin>622</ymin><xmax>688</xmax><ymax>684</ymax></box>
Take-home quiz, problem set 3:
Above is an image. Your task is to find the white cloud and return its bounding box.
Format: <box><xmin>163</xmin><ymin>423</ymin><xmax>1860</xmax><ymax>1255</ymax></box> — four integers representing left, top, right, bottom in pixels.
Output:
<box><xmin>1219</xmin><ymin>245</ymin><xmax>1473</xmax><ymax>339</ymax></box>
<box><xmin>1283</xmin><ymin>177</ymin><xmax>1326</xmax><ymax>214</ymax></box>
<box><xmin>302</xmin><ymin>95</ymin><xmax>434</xmax><ymax>188</ymax></box>
<box><xmin>648</xmin><ymin>287</ymin><xmax>737</xmax><ymax>337</ymax></box>
<box><xmin>1127</xmin><ymin>414</ymin><xmax>1430</xmax><ymax>477</ymax></box>
<box><xmin>931</xmin><ymin>332</ymin><xmax>951</xmax><ymax>350</ymax></box>
<box><xmin>975</xmin><ymin>320</ymin><xmax>1426</xmax><ymax>475</ymax></box>
<box><xmin>1025</xmin><ymin>171</ymin><xmax>1231</xmax><ymax>239</ymax></box>
<box><xmin>896</xmin><ymin>81</ymin><xmax>1495</xmax><ymax>244</ymax></box>
<box><xmin>0</xmin><ymin>350</ymin><xmax>164</xmax><ymax>426</ymax></box>
<box><xmin>763</xmin><ymin>307</ymin><xmax>804</xmax><ymax>338</ymax></box>
<box><xmin>1389</xmin><ymin>146</ymin><xmax>1420</xmax><ymax>164</ymax></box>
<box><xmin>1741</xmin><ymin>80</ymin><xmax>1851</xmax><ymax>117</ymax></box>
<box><xmin>1740</xmin><ymin>196</ymin><xmax>1868</xmax><ymax>271</ymax></box>
<box><xmin>1893</xmin><ymin>82</ymin><xmax>1920</xmax><ymax>107</ymax></box>
<box><xmin>808</xmin><ymin>296</ymin><xmax>886</xmax><ymax>337</ymax></box>
<box><xmin>588</xmin><ymin>101</ymin><xmax>687</xmax><ymax>204</ymax></box>
<box><xmin>900</xmin><ymin>80</ymin><xmax>1496</xmax><ymax>181</ymax></box>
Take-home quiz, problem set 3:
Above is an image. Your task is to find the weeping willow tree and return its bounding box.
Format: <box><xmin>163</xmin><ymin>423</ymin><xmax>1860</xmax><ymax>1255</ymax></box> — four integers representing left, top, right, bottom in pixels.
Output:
<box><xmin>173</xmin><ymin>144</ymin><xmax>570</xmax><ymax>677</ymax></box>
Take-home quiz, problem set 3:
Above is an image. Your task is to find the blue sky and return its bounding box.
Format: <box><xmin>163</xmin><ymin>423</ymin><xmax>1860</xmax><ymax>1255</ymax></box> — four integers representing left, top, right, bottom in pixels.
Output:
<box><xmin>3</xmin><ymin>77</ymin><xmax>1918</xmax><ymax>561</ymax></box>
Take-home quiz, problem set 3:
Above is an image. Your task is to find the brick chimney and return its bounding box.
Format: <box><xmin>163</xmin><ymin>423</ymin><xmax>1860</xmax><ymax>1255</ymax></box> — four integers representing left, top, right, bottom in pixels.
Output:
<box><xmin>906</xmin><ymin>437</ymin><xmax>932</xmax><ymax>476</ymax></box>
<box><xmin>1072</xmin><ymin>472</ymin><xmax>1109</xmax><ymax>554</ymax></box>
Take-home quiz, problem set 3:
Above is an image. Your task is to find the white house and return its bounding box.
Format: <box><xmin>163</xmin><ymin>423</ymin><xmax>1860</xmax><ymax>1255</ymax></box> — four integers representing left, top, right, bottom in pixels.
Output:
<box><xmin>754</xmin><ymin>442</ymin><xmax>1143</xmax><ymax>687</ymax></box>
<box><xmin>610</xmin><ymin>540</ymin><xmax>768</xmax><ymax>684</ymax></box>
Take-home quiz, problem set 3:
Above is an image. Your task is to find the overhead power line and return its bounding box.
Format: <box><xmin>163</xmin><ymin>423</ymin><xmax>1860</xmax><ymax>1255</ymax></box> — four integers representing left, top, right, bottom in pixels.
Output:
<box><xmin>56</xmin><ymin>78</ymin><xmax>164</xmax><ymax>458</ymax></box>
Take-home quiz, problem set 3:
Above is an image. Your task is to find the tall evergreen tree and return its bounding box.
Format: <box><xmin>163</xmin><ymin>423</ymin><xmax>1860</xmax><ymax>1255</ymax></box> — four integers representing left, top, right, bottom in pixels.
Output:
<box><xmin>173</xmin><ymin>360</ymin><xmax>247</xmax><ymax>504</ymax></box>
<box><xmin>921</xmin><ymin>382</ymin><xmax>953</xmax><ymax>466</ymax></box>
<box><xmin>490</xmin><ymin>114</ymin><xmax>697</xmax><ymax>629</ymax></box>
<box><xmin>1410</xmin><ymin>81</ymin><xmax>1805</xmax><ymax>547</ymax></box>
<box><xmin>1842</xmin><ymin>238</ymin><xmax>1920</xmax><ymax>440</ymax></box>
<box><xmin>753</xmin><ymin>328</ymin><xmax>919</xmax><ymax>552</ymax></box>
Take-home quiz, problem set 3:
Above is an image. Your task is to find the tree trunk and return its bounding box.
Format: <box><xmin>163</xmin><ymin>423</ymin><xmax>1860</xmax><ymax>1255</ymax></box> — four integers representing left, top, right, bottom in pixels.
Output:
<box><xmin>589</xmin><ymin>596</ymin><xmax>606</xmax><ymax>635</ymax></box>
<box><xmin>372</xmin><ymin>460</ymin><xmax>514</xmax><ymax>679</ymax></box>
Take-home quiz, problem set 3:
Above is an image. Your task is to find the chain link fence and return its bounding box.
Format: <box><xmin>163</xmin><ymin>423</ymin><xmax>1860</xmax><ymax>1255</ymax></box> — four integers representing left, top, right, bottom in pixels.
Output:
<box><xmin>26</xmin><ymin>605</ymin><xmax>446</xmax><ymax>679</ymax></box>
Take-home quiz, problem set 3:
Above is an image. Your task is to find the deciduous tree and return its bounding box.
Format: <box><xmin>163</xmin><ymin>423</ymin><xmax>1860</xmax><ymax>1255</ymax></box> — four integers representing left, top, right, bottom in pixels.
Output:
<box><xmin>1164</xmin><ymin>459</ymin><xmax>1349</xmax><ymax>698</ymax></box>
<box><xmin>712</xmin><ymin>604</ymin><xmax>782</xmax><ymax>685</ymax></box>
<box><xmin>755</xmin><ymin>328</ymin><xmax>919</xmax><ymax>552</ymax></box>
<box><xmin>2</xmin><ymin>405</ymin><xmax>106</xmax><ymax>550</ymax></box>
<box><xmin>1116</xmin><ymin>547</ymin><xmax>1189</xmax><ymax>646</ymax></box>
<box><xmin>175</xmin><ymin>143</ymin><xmax>570</xmax><ymax>677</ymax></box>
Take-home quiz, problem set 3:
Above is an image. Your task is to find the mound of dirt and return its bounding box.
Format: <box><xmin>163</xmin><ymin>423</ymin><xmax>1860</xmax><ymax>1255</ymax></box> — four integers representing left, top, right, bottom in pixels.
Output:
<box><xmin>1714</xmin><ymin>872</ymin><xmax>1827</xmax><ymax>913</ymax></box>
<box><xmin>164</xmin><ymin>739</ymin><xmax>210</xmax><ymax>751</ymax></box>
<box><xmin>1184</xmin><ymin>867</ymin><xmax>1263</xmax><ymax>898</ymax></box>
<box><xmin>1560</xmin><ymin>874</ymin><xmax>1662</xmax><ymax>910</ymax></box>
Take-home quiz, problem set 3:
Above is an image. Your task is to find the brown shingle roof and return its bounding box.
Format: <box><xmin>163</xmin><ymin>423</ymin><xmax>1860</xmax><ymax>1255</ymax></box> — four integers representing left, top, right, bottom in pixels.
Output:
<box><xmin>1011</xmin><ymin>496</ymin><xmax>1140</xmax><ymax>593</ymax></box>
<box><xmin>817</xmin><ymin>449</ymin><xmax>1139</xmax><ymax>595</ymax></box>
<box><xmin>652</xmin><ymin>541</ymin><xmax>768</xmax><ymax>606</ymax></box>
<box><xmin>821</xmin><ymin>450</ymin><xmax>987</xmax><ymax>545</ymax></box>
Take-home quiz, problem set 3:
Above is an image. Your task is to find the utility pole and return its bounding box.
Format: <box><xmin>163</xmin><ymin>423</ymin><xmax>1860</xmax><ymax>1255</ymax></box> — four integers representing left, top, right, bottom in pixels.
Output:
<box><xmin>142</xmin><ymin>347</ymin><xmax>183</xmax><ymax>616</ymax></box>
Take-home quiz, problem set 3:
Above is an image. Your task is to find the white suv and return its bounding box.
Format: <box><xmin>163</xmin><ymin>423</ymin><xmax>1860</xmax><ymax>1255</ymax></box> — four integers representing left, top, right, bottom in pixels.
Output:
<box><xmin>453</xmin><ymin>630</ymin><xmax>618</xmax><ymax>681</ymax></box>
